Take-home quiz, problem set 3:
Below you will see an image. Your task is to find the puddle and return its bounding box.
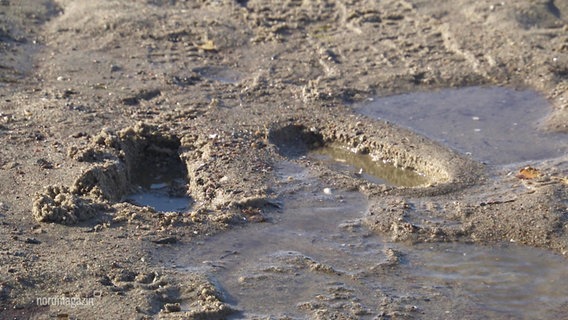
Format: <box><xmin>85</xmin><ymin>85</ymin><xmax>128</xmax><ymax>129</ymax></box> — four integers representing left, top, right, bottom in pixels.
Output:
<box><xmin>407</xmin><ymin>242</ymin><xmax>568</xmax><ymax>319</ymax></box>
<box><xmin>156</xmin><ymin>162</ymin><xmax>568</xmax><ymax>318</ymax></box>
<box><xmin>309</xmin><ymin>145</ymin><xmax>429</xmax><ymax>187</ymax></box>
<box><xmin>121</xmin><ymin>131</ymin><xmax>192</xmax><ymax>213</ymax></box>
<box><xmin>159</xmin><ymin>163</ymin><xmax>380</xmax><ymax>318</ymax></box>
<box><xmin>269</xmin><ymin>124</ymin><xmax>430</xmax><ymax>187</ymax></box>
<box><xmin>124</xmin><ymin>156</ymin><xmax>191</xmax><ymax>212</ymax></box>
<box><xmin>356</xmin><ymin>86</ymin><xmax>567</xmax><ymax>164</ymax></box>
<box><xmin>125</xmin><ymin>178</ymin><xmax>191</xmax><ymax>213</ymax></box>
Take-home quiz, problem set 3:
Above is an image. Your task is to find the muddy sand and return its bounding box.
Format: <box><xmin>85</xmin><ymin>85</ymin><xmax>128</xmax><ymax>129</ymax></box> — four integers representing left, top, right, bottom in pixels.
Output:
<box><xmin>1</xmin><ymin>0</ymin><xmax>568</xmax><ymax>319</ymax></box>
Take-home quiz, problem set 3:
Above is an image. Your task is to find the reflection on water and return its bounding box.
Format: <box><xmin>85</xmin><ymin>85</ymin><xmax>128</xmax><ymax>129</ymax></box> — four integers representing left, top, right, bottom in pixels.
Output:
<box><xmin>164</xmin><ymin>184</ymin><xmax>376</xmax><ymax>318</ymax></box>
<box><xmin>124</xmin><ymin>153</ymin><xmax>191</xmax><ymax>213</ymax></box>
<box><xmin>125</xmin><ymin>184</ymin><xmax>191</xmax><ymax>213</ymax></box>
<box><xmin>356</xmin><ymin>86</ymin><xmax>567</xmax><ymax>164</ymax></box>
<box><xmin>309</xmin><ymin>145</ymin><xmax>429</xmax><ymax>187</ymax></box>
<box><xmin>158</xmin><ymin>162</ymin><xmax>568</xmax><ymax>318</ymax></box>
<box><xmin>408</xmin><ymin>242</ymin><xmax>568</xmax><ymax>319</ymax></box>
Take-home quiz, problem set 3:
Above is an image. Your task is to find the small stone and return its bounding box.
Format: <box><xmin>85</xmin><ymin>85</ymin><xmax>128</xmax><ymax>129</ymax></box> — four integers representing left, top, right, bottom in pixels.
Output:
<box><xmin>3</xmin><ymin>162</ymin><xmax>19</xmax><ymax>169</ymax></box>
<box><xmin>247</xmin><ymin>214</ymin><xmax>265</xmax><ymax>223</ymax></box>
<box><xmin>25</xmin><ymin>237</ymin><xmax>41</xmax><ymax>245</ymax></box>
<box><xmin>163</xmin><ymin>303</ymin><xmax>181</xmax><ymax>313</ymax></box>
<box><xmin>151</xmin><ymin>236</ymin><xmax>177</xmax><ymax>244</ymax></box>
<box><xmin>135</xmin><ymin>272</ymin><xmax>156</xmax><ymax>284</ymax></box>
<box><xmin>71</xmin><ymin>132</ymin><xmax>88</xmax><ymax>138</ymax></box>
<box><xmin>323</xmin><ymin>188</ymin><xmax>332</xmax><ymax>195</ymax></box>
<box><xmin>36</xmin><ymin>158</ymin><xmax>54</xmax><ymax>169</ymax></box>
<box><xmin>32</xmin><ymin>228</ymin><xmax>45</xmax><ymax>234</ymax></box>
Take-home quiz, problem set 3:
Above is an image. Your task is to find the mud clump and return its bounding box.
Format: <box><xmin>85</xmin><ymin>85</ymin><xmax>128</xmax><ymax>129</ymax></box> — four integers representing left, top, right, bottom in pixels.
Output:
<box><xmin>71</xmin><ymin>161</ymin><xmax>130</xmax><ymax>202</ymax></box>
<box><xmin>365</xmin><ymin>168</ymin><xmax>568</xmax><ymax>254</ymax></box>
<box><xmin>137</xmin><ymin>272</ymin><xmax>234</xmax><ymax>318</ymax></box>
<box><xmin>32</xmin><ymin>123</ymin><xmax>189</xmax><ymax>225</ymax></box>
<box><xmin>32</xmin><ymin>186</ymin><xmax>105</xmax><ymax>224</ymax></box>
<box><xmin>32</xmin><ymin>121</ymin><xmax>275</xmax><ymax>228</ymax></box>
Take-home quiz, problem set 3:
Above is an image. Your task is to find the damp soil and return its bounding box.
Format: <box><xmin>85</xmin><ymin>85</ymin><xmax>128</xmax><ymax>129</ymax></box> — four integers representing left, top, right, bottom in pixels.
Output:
<box><xmin>1</xmin><ymin>0</ymin><xmax>568</xmax><ymax>319</ymax></box>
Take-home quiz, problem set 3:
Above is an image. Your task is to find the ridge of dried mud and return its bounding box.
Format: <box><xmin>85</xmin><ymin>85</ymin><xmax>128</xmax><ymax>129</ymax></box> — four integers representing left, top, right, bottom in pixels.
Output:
<box><xmin>1</xmin><ymin>0</ymin><xmax>567</xmax><ymax>319</ymax></box>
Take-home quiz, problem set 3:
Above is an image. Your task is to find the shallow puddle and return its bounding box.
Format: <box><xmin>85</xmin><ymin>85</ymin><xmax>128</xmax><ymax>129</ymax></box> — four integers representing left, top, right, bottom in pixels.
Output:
<box><xmin>356</xmin><ymin>86</ymin><xmax>567</xmax><ymax>164</ymax></box>
<box><xmin>309</xmin><ymin>145</ymin><xmax>429</xmax><ymax>187</ymax></box>
<box><xmin>157</xmin><ymin>162</ymin><xmax>568</xmax><ymax>318</ymax></box>
<box><xmin>124</xmin><ymin>151</ymin><xmax>191</xmax><ymax>213</ymax></box>
<box><xmin>125</xmin><ymin>184</ymin><xmax>191</xmax><ymax>213</ymax></box>
<box><xmin>407</xmin><ymin>243</ymin><xmax>568</xmax><ymax>319</ymax></box>
<box><xmin>160</xmin><ymin>164</ymin><xmax>379</xmax><ymax>317</ymax></box>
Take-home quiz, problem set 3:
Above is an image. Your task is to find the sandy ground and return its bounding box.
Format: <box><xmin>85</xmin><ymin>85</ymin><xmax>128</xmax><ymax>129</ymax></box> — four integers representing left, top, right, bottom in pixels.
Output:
<box><xmin>1</xmin><ymin>0</ymin><xmax>568</xmax><ymax>319</ymax></box>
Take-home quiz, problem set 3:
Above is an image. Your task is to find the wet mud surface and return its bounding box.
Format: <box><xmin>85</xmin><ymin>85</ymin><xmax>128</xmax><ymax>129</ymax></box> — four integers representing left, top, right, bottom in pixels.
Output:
<box><xmin>1</xmin><ymin>0</ymin><xmax>568</xmax><ymax>319</ymax></box>
<box><xmin>357</xmin><ymin>86</ymin><xmax>567</xmax><ymax>164</ymax></box>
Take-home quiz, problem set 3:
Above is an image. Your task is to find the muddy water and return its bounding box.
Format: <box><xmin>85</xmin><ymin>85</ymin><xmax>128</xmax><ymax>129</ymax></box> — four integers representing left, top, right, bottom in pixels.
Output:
<box><xmin>158</xmin><ymin>162</ymin><xmax>568</xmax><ymax>318</ymax></box>
<box><xmin>125</xmin><ymin>184</ymin><xmax>190</xmax><ymax>213</ymax></box>
<box><xmin>124</xmin><ymin>157</ymin><xmax>192</xmax><ymax>213</ymax></box>
<box><xmin>309</xmin><ymin>145</ymin><xmax>429</xmax><ymax>187</ymax></box>
<box><xmin>160</xmin><ymin>163</ymin><xmax>381</xmax><ymax>317</ymax></box>
<box><xmin>356</xmin><ymin>87</ymin><xmax>567</xmax><ymax>164</ymax></box>
<box><xmin>408</xmin><ymin>243</ymin><xmax>568</xmax><ymax>319</ymax></box>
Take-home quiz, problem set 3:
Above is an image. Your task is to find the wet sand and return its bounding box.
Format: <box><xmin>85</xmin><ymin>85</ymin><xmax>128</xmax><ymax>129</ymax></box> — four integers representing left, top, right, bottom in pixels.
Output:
<box><xmin>1</xmin><ymin>0</ymin><xmax>568</xmax><ymax>319</ymax></box>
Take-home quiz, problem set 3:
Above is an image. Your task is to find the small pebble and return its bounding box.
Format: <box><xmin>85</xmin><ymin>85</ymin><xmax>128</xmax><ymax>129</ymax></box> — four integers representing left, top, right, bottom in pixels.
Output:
<box><xmin>151</xmin><ymin>236</ymin><xmax>177</xmax><ymax>244</ymax></box>
<box><xmin>163</xmin><ymin>303</ymin><xmax>181</xmax><ymax>313</ymax></box>
<box><xmin>25</xmin><ymin>237</ymin><xmax>41</xmax><ymax>245</ymax></box>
